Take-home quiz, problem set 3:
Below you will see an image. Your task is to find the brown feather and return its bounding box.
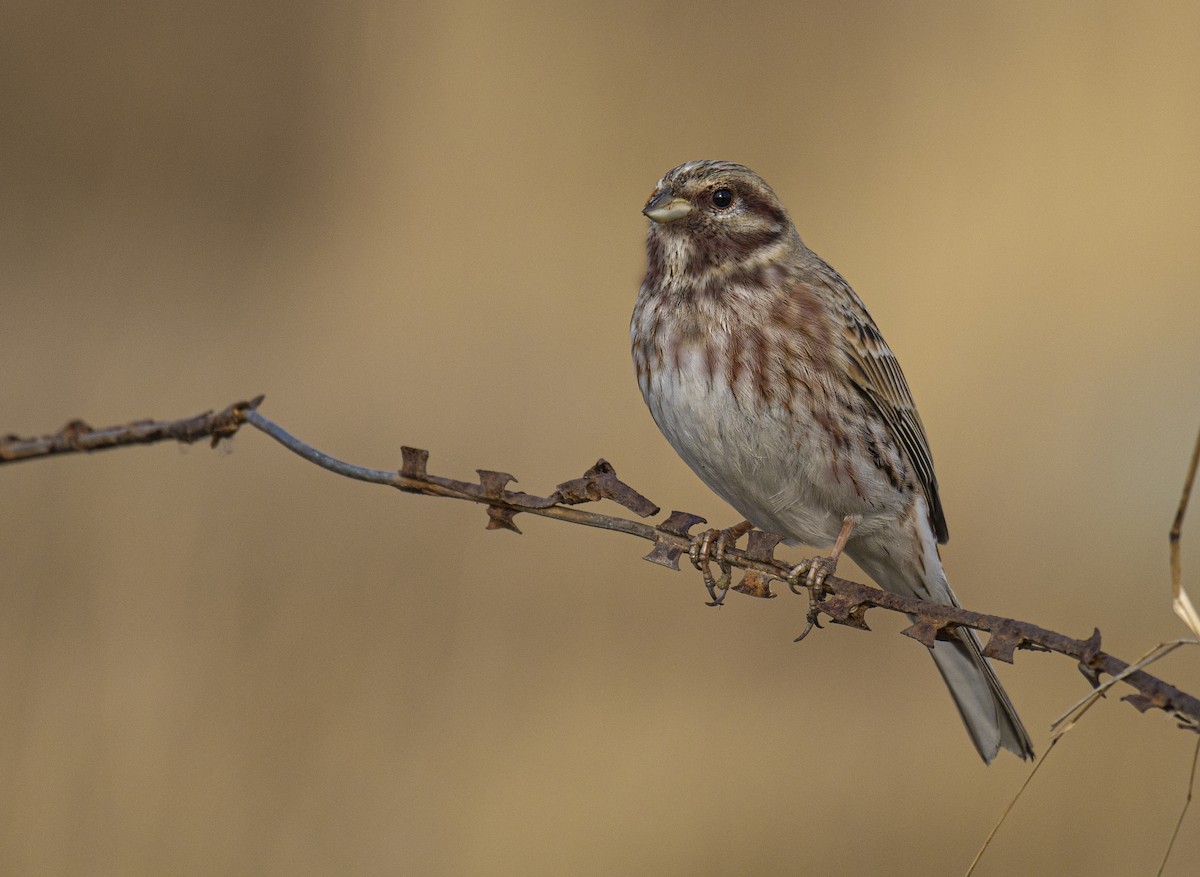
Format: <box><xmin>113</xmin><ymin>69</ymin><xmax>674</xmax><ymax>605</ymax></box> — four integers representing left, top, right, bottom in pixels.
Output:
<box><xmin>812</xmin><ymin>268</ymin><xmax>950</xmax><ymax>543</ymax></box>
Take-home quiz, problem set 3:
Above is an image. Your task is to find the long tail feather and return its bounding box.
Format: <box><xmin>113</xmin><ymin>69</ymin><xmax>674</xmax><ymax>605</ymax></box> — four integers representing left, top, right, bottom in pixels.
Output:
<box><xmin>926</xmin><ymin>622</ymin><xmax>1034</xmax><ymax>763</ymax></box>
<box><xmin>851</xmin><ymin>521</ymin><xmax>1034</xmax><ymax>764</ymax></box>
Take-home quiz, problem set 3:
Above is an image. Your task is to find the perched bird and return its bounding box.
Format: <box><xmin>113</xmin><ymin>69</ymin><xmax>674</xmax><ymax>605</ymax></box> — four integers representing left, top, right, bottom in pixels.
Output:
<box><xmin>631</xmin><ymin>160</ymin><xmax>1033</xmax><ymax>763</ymax></box>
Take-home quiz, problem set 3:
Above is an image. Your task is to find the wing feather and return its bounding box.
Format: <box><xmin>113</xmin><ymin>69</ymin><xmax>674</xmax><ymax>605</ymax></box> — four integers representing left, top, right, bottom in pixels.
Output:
<box><xmin>820</xmin><ymin>274</ymin><xmax>949</xmax><ymax>543</ymax></box>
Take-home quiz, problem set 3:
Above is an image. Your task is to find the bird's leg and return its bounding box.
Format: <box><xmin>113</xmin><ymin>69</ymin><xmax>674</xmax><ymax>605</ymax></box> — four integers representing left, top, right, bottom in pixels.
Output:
<box><xmin>688</xmin><ymin>519</ymin><xmax>754</xmax><ymax>606</ymax></box>
<box><xmin>712</xmin><ymin>519</ymin><xmax>754</xmax><ymax>572</ymax></box>
<box><xmin>688</xmin><ymin>528</ymin><xmax>725</xmax><ymax>605</ymax></box>
<box><xmin>788</xmin><ymin>515</ymin><xmax>861</xmax><ymax>639</ymax></box>
<box><xmin>812</xmin><ymin>513</ymin><xmax>859</xmax><ymax>591</ymax></box>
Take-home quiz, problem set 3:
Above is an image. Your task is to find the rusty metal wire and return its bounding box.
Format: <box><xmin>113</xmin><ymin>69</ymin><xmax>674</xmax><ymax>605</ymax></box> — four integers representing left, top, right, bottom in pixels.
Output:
<box><xmin>0</xmin><ymin>396</ymin><xmax>261</xmax><ymax>462</ymax></box>
<box><xmin>4</xmin><ymin>396</ymin><xmax>1199</xmax><ymax>733</ymax></box>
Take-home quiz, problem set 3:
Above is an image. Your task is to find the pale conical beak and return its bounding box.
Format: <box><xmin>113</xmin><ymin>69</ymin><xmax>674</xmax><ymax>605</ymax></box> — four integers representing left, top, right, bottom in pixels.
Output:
<box><xmin>642</xmin><ymin>189</ymin><xmax>693</xmax><ymax>223</ymax></box>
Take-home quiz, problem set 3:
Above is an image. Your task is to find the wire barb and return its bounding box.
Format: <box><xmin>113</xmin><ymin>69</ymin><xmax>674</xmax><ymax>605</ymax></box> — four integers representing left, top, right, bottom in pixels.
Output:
<box><xmin>4</xmin><ymin>396</ymin><xmax>1200</xmax><ymax>733</ymax></box>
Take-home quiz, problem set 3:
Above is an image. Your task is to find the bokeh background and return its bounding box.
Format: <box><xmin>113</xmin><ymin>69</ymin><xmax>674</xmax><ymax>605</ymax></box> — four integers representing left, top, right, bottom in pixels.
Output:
<box><xmin>3</xmin><ymin>1</ymin><xmax>1199</xmax><ymax>874</ymax></box>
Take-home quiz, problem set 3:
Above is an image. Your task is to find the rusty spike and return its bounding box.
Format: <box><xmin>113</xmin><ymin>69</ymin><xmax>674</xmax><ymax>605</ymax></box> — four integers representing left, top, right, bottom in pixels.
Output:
<box><xmin>656</xmin><ymin>510</ymin><xmax>707</xmax><ymax>537</ymax></box>
<box><xmin>744</xmin><ymin>530</ymin><xmax>783</xmax><ymax>562</ymax></box>
<box><xmin>900</xmin><ymin>619</ymin><xmax>940</xmax><ymax>648</ymax></box>
<box><xmin>1079</xmin><ymin>628</ymin><xmax>1103</xmax><ymax>663</ymax></box>
<box><xmin>732</xmin><ymin>570</ymin><xmax>775</xmax><ymax>599</ymax></box>
<box><xmin>400</xmin><ymin>446</ymin><xmax>429</xmax><ymax>479</ymax></box>
<box><xmin>820</xmin><ymin>595</ymin><xmax>871</xmax><ymax>630</ymax></box>
<box><xmin>1076</xmin><ymin>628</ymin><xmax>1104</xmax><ymax>687</ymax></box>
<box><xmin>981</xmin><ymin>623</ymin><xmax>1023</xmax><ymax>664</ymax></box>
<box><xmin>555</xmin><ymin>459</ymin><xmax>660</xmax><ymax>517</ymax></box>
<box><xmin>1122</xmin><ymin>694</ymin><xmax>1156</xmax><ymax>714</ymax></box>
<box><xmin>485</xmin><ymin>505</ymin><xmax>522</xmax><ymax>534</ymax></box>
<box><xmin>643</xmin><ymin>541</ymin><xmax>683</xmax><ymax>570</ymax></box>
<box><xmin>477</xmin><ymin>469</ymin><xmax>516</xmax><ymax>499</ymax></box>
<box><xmin>842</xmin><ymin>604</ymin><xmax>871</xmax><ymax>630</ymax></box>
<box><xmin>583</xmin><ymin>459</ymin><xmax>615</xmax><ymax>477</ymax></box>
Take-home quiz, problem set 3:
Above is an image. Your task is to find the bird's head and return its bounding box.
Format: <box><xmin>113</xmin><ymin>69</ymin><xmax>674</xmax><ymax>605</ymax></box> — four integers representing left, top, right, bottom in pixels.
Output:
<box><xmin>642</xmin><ymin>161</ymin><xmax>794</xmax><ymax>249</ymax></box>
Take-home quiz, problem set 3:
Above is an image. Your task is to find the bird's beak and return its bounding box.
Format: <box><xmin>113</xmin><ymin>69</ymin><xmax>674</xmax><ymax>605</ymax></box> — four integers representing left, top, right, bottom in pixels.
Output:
<box><xmin>642</xmin><ymin>189</ymin><xmax>693</xmax><ymax>223</ymax></box>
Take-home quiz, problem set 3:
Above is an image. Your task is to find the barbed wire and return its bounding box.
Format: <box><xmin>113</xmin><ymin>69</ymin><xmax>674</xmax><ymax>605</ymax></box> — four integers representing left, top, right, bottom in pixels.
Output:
<box><xmin>3</xmin><ymin>395</ymin><xmax>1198</xmax><ymax>732</ymax></box>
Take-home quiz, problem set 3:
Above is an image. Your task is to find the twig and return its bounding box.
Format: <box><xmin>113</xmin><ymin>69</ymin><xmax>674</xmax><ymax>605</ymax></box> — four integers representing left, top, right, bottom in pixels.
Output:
<box><xmin>1159</xmin><ymin>427</ymin><xmax>1200</xmax><ymax>875</ymax></box>
<box><xmin>964</xmin><ymin>735</ymin><xmax>1064</xmax><ymax>877</ymax></box>
<box><xmin>1170</xmin><ymin>426</ymin><xmax>1200</xmax><ymax>635</ymax></box>
<box><xmin>971</xmin><ymin>428</ymin><xmax>1200</xmax><ymax>875</ymax></box>
<box><xmin>1050</xmin><ymin>639</ymin><xmax>1199</xmax><ymax>737</ymax></box>
<box><xmin>4</xmin><ymin>397</ymin><xmax>1200</xmax><ymax>732</ymax></box>
<box><xmin>0</xmin><ymin>397</ymin><xmax>262</xmax><ymax>462</ymax></box>
<box><xmin>1159</xmin><ymin>736</ymin><xmax>1200</xmax><ymax>877</ymax></box>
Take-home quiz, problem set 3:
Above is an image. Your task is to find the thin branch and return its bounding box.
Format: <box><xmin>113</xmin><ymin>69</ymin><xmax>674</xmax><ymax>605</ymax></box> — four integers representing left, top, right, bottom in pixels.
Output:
<box><xmin>965</xmin><ymin>734</ymin><xmax>1065</xmax><ymax>876</ymax></box>
<box><xmin>0</xmin><ymin>397</ymin><xmax>261</xmax><ymax>462</ymax></box>
<box><xmin>1159</xmin><ymin>736</ymin><xmax>1200</xmax><ymax>876</ymax></box>
<box><xmin>1170</xmin><ymin>425</ymin><xmax>1200</xmax><ymax>635</ymax></box>
<box><xmin>4</xmin><ymin>397</ymin><xmax>1200</xmax><ymax>733</ymax></box>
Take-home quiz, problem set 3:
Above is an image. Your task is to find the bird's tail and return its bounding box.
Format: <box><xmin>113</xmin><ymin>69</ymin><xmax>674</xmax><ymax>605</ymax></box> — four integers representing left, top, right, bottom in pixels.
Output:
<box><xmin>924</xmin><ymin>621</ymin><xmax>1034</xmax><ymax>764</ymax></box>
<box><xmin>851</xmin><ymin>531</ymin><xmax>1034</xmax><ymax>764</ymax></box>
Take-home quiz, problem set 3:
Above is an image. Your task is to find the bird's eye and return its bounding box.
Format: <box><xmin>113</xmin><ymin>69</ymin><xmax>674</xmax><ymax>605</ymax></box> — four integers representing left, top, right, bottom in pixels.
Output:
<box><xmin>711</xmin><ymin>188</ymin><xmax>734</xmax><ymax>209</ymax></box>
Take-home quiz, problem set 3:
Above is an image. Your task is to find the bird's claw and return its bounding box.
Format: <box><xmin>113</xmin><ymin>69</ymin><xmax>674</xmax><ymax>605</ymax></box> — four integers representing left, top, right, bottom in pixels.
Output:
<box><xmin>786</xmin><ymin>554</ymin><xmax>840</xmax><ymax>597</ymax></box>
<box><xmin>689</xmin><ymin>528</ymin><xmax>732</xmax><ymax>605</ymax></box>
<box><xmin>785</xmin><ymin>560</ymin><xmax>811</xmax><ymax>596</ymax></box>
<box><xmin>787</xmin><ymin>556</ymin><xmax>839</xmax><ymax>641</ymax></box>
<box><xmin>793</xmin><ymin>607</ymin><xmax>823</xmax><ymax>643</ymax></box>
<box><xmin>786</xmin><ymin>516</ymin><xmax>858</xmax><ymax>637</ymax></box>
<box><xmin>688</xmin><ymin>521</ymin><xmax>752</xmax><ymax>606</ymax></box>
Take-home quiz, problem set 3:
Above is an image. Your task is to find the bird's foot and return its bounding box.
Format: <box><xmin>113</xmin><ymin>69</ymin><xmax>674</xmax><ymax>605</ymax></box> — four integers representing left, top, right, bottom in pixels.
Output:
<box><xmin>788</xmin><ymin>515</ymin><xmax>861</xmax><ymax>641</ymax></box>
<box><xmin>786</xmin><ymin>557</ymin><xmax>836</xmax><ymax>641</ymax></box>
<box><xmin>688</xmin><ymin>520</ymin><xmax>754</xmax><ymax>606</ymax></box>
<box><xmin>785</xmin><ymin>555</ymin><xmax>840</xmax><ymax>599</ymax></box>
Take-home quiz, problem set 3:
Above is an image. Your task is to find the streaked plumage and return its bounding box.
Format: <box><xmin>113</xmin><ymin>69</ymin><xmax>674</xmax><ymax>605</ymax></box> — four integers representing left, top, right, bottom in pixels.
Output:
<box><xmin>631</xmin><ymin>160</ymin><xmax>1032</xmax><ymax>763</ymax></box>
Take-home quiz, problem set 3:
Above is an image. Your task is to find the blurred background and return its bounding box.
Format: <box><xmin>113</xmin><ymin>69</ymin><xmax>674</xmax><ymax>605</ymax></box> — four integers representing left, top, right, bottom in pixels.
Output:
<box><xmin>3</xmin><ymin>1</ymin><xmax>1199</xmax><ymax>873</ymax></box>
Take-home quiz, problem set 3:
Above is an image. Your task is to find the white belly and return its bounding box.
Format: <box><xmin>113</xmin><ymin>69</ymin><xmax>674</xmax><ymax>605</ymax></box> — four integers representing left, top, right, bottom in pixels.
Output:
<box><xmin>641</xmin><ymin>344</ymin><xmax>902</xmax><ymax>547</ymax></box>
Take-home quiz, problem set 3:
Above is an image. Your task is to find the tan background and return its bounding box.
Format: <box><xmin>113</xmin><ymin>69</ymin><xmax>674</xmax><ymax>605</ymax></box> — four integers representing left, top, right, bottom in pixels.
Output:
<box><xmin>3</xmin><ymin>1</ymin><xmax>1200</xmax><ymax>874</ymax></box>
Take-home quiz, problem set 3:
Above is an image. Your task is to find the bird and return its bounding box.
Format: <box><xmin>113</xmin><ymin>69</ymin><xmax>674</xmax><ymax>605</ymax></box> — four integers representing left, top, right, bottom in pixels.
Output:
<box><xmin>630</xmin><ymin>160</ymin><xmax>1034</xmax><ymax>763</ymax></box>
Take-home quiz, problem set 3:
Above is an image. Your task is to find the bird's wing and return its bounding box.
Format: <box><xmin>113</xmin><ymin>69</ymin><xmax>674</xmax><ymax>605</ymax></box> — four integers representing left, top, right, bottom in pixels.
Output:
<box><xmin>825</xmin><ymin>277</ymin><xmax>949</xmax><ymax>543</ymax></box>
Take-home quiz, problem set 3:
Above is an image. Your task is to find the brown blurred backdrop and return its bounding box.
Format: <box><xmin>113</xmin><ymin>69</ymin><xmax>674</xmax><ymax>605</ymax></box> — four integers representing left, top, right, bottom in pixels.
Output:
<box><xmin>3</xmin><ymin>1</ymin><xmax>1199</xmax><ymax>874</ymax></box>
